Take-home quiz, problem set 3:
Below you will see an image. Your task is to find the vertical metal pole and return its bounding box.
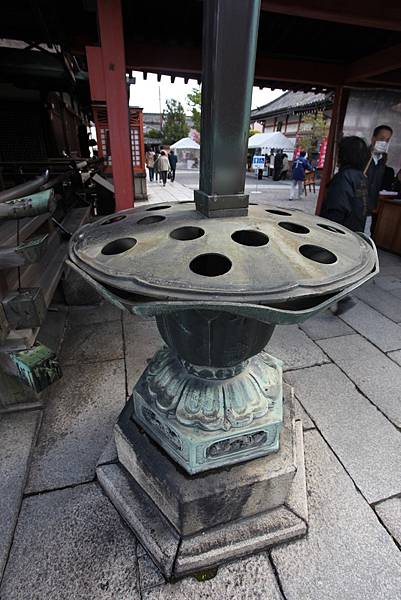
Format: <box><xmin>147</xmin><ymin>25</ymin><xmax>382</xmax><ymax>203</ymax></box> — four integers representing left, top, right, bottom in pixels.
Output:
<box><xmin>97</xmin><ymin>0</ymin><xmax>134</xmax><ymax>211</ymax></box>
<box><xmin>195</xmin><ymin>0</ymin><xmax>261</xmax><ymax>218</ymax></box>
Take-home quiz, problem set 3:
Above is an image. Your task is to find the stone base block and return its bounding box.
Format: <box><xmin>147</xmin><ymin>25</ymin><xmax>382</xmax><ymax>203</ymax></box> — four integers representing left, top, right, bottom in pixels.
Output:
<box><xmin>97</xmin><ymin>385</ymin><xmax>308</xmax><ymax>580</ymax></box>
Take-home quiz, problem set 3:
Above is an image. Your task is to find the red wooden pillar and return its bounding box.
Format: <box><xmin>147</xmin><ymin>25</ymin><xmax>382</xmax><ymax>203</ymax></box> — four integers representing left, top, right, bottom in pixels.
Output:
<box><xmin>91</xmin><ymin>0</ymin><xmax>134</xmax><ymax>211</ymax></box>
<box><xmin>315</xmin><ymin>86</ymin><xmax>349</xmax><ymax>215</ymax></box>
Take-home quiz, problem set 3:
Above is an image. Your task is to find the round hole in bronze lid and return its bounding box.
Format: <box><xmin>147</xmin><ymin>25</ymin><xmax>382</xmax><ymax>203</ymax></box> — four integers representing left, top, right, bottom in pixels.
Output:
<box><xmin>299</xmin><ymin>244</ymin><xmax>337</xmax><ymax>264</ymax></box>
<box><xmin>170</xmin><ymin>226</ymin><xmax>205</xmax><ymax>240</ymax></box>
<box><xmin>190</xmin><ymin>253</ymin><xmax>232</xmax><ymax>277</ymax></box>
<box><xmin>101</xmin><ymin>238</ymin><xmax>137</xmax><ymax>255</ymax></box>
<box><xmin>278</xmin><ymin>222</ymin><xmax>310</xmax><ymax>234</ymax></box>
<box><xmin>265</xmin><ymin>209</ymin><xmax>291</xmax><ymax>216</ymax></box>
<box><xmin>318</xmin><ymin>223</ymin><xmax>346</xmax><ymax>234</ymax></box>
<box><xmin>137</xmin><ymin>215</ymin><xmax>166</xmax><ymax>225</ymax></box>
<box><xmin>231</xmin><ymin>230</ymin><xmax>269</xmax><ymax>246</ymax></box>
<box><xmin>101</xmin><ymin>215</ymin><xmax>127</xmax><ymax>225</ymax></box>
<box><xmin>146</xmin><ymin>205</ymin><xmax>171</xmax><ymax>211</ymax></box>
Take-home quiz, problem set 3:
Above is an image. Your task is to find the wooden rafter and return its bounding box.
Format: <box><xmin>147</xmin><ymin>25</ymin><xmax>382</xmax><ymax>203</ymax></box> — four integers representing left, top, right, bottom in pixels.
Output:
<box><xmin>346</xmin><ymin>43</ymin><xmax>401</xmax><ymax>82</ymax></box>
<box><xmin>125</xmin><ymin>42</ymin><xmax>344</xmax><ymax>87</ymax></box>
<box><xmin>261</xmin><ymin>1</ymin><xmax>401</xmax><ymax>32</ymax></box>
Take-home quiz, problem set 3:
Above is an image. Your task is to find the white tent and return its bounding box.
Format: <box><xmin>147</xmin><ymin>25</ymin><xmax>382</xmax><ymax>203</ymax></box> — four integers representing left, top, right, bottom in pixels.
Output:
<box><xmin>170</xmin><ymin>137</ymin><xmax>200</xmax><ymax>150</ymax></box>
<box><xmin>248</xmin><ymin>132</ymin><xmax>294</xmax><ymax>152</ymax></box>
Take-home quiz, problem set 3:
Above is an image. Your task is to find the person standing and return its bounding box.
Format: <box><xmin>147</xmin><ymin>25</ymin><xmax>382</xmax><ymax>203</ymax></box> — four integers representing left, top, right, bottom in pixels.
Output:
<box><xmin>169</xmin><ymin>150</ymin><xmax>178</xmax><ymax>182</ymax></box>
<box><xmin>155</xmin><ymin>150</ymin><xmax>170</xmax><ymax>186</ymax></box>
<box><xmin>280</xmin><ymin>154</ymin><xmax>289</xmax><ymax>180</ymax></box>
<box><xmin>365</xmin><ymin>124</ymin><xmax>393</xmax><ymax>234</ymax></box>
<box><xmin>154</xmin><ymin>149</ymin><xmax>160</xmax><ymax>182</ymax></box>
<box><xmin>321</xmin><ymin>136</ymin><xmax>369</xmax><ymax>232</ymax></box>
<box><xmin>320</xmin><ymin>136</ymin><xmax>370</xmax><ymax>315</ymax></box>
<box><xmin>145</xmin><ymin>149</ymin><xmax>155</xmax><ymax>182</ymax></box>
<box><xmin>264</xmin><ymin>154</ymin><xmax>271</xmax><ymax>178</ymax></box>
<box><xmin>289</xmin><ymin>151</ymin><xmax>310</xmax><ymax>200</ymax></box>
<box><xmin>273</xmin><ymin>149</ymin><xmax>283</xmax><ymax>181</ymax></box>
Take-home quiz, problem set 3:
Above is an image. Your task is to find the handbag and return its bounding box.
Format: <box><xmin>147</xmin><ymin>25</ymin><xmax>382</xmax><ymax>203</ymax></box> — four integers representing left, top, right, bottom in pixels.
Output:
<box><xmin>167</xmin><ymin>171</ymin><xmax>172</xmax><ymax>180</ymax></box>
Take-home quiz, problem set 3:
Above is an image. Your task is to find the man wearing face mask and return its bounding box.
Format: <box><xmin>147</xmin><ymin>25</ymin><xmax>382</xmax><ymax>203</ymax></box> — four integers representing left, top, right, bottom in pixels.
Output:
<box><xmin>365</xmin><ymin>124</ymin><xmax>393</xmax><ymax>234</ymax></box>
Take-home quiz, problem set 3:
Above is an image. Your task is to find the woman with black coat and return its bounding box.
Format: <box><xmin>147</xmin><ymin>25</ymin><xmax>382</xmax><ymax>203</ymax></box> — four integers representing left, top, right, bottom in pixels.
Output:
<box><xmin>321</xmin><ymin>136</ymin><xmax>370</xmax><ymax>315</ymax></box>
<box><xmin>321</xmin><ymin>136</ymin><xmax>370</xmax><ymax>232</ymax></box>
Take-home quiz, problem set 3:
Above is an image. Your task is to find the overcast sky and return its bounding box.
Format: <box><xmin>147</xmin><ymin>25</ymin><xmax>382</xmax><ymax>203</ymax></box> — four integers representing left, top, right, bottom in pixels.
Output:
<box><xmin>129</xmin><ymin>71</ymin><xmax>284</xmax><ymax>114</ymax></box>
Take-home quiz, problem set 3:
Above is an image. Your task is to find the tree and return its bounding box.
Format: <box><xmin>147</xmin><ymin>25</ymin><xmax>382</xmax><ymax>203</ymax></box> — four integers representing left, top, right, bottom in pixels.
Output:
<box><xmin>297</xmin><ymin>111</ymin><xmax>329</xmax><ymax>156</ymax></box>
<box><xmin>161</xmin><ymin>99</ymin><xmax>189</xmax><ymax>146</ymax></box>
<box><xmin>147</xmin><ymin>128</ymin><xmax>162</xmax><ymax>139</ymax></box>
<box><xmin>187</xmin><ymin>87</ymin><xmax>201</xmax><ymax>134</ymax></box>
<box><xmin>249</xmin><ymin>129</ymin><xmax>259</xmax><ymax>137</ymax></box>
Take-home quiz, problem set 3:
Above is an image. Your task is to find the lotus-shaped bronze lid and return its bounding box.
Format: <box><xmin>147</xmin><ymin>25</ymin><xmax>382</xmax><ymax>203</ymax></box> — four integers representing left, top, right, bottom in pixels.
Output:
<box><xmin>68</xmin><ymin>201</ymin><xmax>378</xmax><ymax>324</ymax></box>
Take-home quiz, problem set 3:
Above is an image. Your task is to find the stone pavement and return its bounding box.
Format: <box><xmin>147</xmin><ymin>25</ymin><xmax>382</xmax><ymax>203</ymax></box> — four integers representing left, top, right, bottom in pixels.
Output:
<box><xmin>1</xmin><ymin>197</ymin><xmax>401</xmax><ymax>598</ymax></box>
<box><xmin>141</xmin><ymin>171</ymin><xmax>319</xmax><ymax>213</ymax></box>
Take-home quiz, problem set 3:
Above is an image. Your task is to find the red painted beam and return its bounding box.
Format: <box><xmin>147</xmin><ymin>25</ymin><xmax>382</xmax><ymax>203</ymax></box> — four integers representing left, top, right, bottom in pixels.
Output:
<box><xmin>261</xmin><ymin>1</ymin><xmax>401</xmax><ymax>32</ymax></box>
<box><xmin>97</xmin><ymin>0</ymin><xmax>134</xmax><ymax>211</ymax></box>
<box><xmin>86</xmin><ymin>46</ymin><xmax>106</xmax><ymax>101</ymax></box>
<box><xmin>315</xmin><ymin>87</ymin><xmax>349</xmax><ymax>215</ymax></box>
<box><xmin>346</xmin><ymin>43</ymin><xmax>401</xmax><ymax>82</ymax></box>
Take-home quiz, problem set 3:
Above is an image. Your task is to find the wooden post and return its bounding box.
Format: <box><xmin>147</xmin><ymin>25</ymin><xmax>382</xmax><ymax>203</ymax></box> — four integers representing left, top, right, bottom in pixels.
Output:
<box><xmin>96</xmin><ymin>0</ymin><xmax>134</xmax><ymax>211</ymax></box>
<box><xmin>315</xmin><ymin>86</ymin><xmax>349</xmax><ymax>215</ymax></box>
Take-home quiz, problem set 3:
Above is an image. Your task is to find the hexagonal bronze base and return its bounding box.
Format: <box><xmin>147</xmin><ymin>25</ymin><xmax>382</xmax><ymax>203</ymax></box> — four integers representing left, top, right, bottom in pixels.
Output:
<box><xmin>97</xmin><ymin>385</ymin><xmax>308</xmax><ymax>581</ymax></box>
<box><xmin>131</xmin><ymin>347</ymin><xmax>283</xmax><ymax>474</ymax></box>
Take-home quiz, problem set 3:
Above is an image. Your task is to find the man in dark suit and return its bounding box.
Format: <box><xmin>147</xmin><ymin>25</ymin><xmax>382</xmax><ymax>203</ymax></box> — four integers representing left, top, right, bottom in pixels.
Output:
<box><xmin>366</xmin><ymin>124</ymin><xmax>393</xmax><ymax>234</ymax></box>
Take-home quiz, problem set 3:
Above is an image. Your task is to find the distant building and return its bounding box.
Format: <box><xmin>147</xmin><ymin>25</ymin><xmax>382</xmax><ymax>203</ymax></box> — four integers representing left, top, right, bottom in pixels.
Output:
<box><xmin>143</xmin><ymin>112</ymin><xmax>194</xmax><ymax>146</ymax></box>
<box><xmin>250</xmin><ymin>91</ymin><xmax>333</xmax><ymax>142</ymax></box>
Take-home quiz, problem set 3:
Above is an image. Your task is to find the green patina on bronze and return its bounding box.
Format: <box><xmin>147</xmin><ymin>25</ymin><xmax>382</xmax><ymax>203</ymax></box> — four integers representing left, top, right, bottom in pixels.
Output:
<box><xmin>11</xmin><ymin>343</ymin><xmax>62</xmax><ymax>393</ymax></box>
<box><xmin>67</xmin><ymin>203</ymin><xmax>378</xmax><ymax>473</ymax></box>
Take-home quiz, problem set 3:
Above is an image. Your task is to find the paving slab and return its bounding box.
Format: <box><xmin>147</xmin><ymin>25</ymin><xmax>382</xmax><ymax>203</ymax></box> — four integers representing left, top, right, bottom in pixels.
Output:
<box><xmin>146</xmin><ymin>180</ymin><xmax>194</xmax><ymax>204</ymax></box>
<box><xmin>299</xmin><ymin>311</ymin><xmax>354</xmax><ymax>340</ymax></box>
<box><xmin>60</xmin><ymin>319</ymin><xmax>124</xmax><ymax>365</ymax></box>
<box><xmin>318</xmin><ymin>334</ymin><xmax>401</xmax><ymax>428</ymax></box>
<box><xmin>271</xmin><ymin>430</ymin><xmax>401</xmax><ymax>600</ymax></box>
<box><xmin>389</xmin><ymin>287</ymin><xmax>401</xmax><ymax>304</ymax></box>
<box><xmin>378</xmin><ymin>250</ymin><xmax>401</xmax><ymax>277</ymax></box>
<box><xmin>138</xmin><ymin>554</ymin><xmax>166</xmax><ymax>591</ymax></box>
<box><xmin>268</xmin><ymin>325</ymin><xmax>329</xmax><ymax>371</ymax></box>
<box><xmin>123</xmin><ymin>315</ymin><xmax>162</xmax><ymax>392</ymax></box>
<box><xmin>292</xmin><ymin>395</ymin><xmax>315</xmax><ymax>430</ymax></box>
<box><xmin>373</xmin><ymin>273</ymin><xmax>401</xmax><ymax>292</ymax></box>
<box><xmin>338</xmin><ymin>299</ymin><xmax>401</xmax><ymax>352</ymax></box>
<box><xmin>354</xmin><ymin>281</ymin><xmax>401</xmax><ymax>322</ymax></box>
<box><xmin>285</xmin><ymin>363</ymin><xmax>401</xmax><ymax>504</ymax></box>
<box><xmin>388</xmin><ymin>349</ymin><xmax>401</xmax><ymax>367</ymax></box>
<box><xmin>0</xmin><ymin>483</ymin><xmax>140</xmax><ymax>600</ymax></box>
<box><xmin>26</xmin><ymin>359</ymin><xmax>125</xmax><ymax>493</ymax></box>
<box><xmin>68</xmin><ymin>302</ymin><xmax>122</xmax><ymax>326</ymax></box>
<box><xmin>0</xmin><ymin>411</ymin><xmax>41</xmax><ymax>581</ymax></box>
<box><xmin>142</xmin><ymin>554</ymin><xmax>283</xmax><ymax>600</ymax></box>
<box><xmin>375</xmin><ymin>497</ymin><xmax>401</xmax><ymax>546</ymax></box>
